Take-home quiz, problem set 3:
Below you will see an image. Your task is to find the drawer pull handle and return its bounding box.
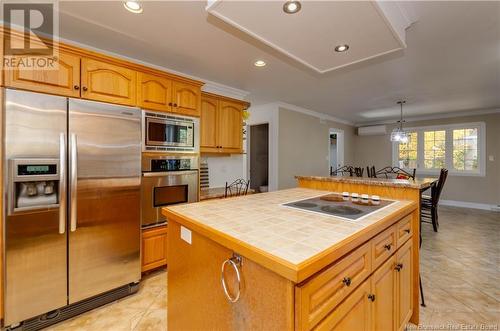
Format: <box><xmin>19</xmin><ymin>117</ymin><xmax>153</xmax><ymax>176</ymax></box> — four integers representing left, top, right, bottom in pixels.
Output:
<box><xmin>395</xmin><ymin>263</ymin><xmax>404</xmax><ymax>272</ymax></box>
<box><xmin>342</xmin><ymin>277</ymin><xmax>352</xmax><ymax>287</ymax></box>
<box><xmin>383</xmin><ymin>244</ymin><xmax>392</xmax><ymax>251</ymax></box>
<box><xmin>221</xmin><ymin>254</ymin><xmax>242</xmax><ymax>303</ymax></box>
<box><xmin>368</xmin><ymin>294</ymin><xmax>376</xmax><ymax>302</ymax></box>
<box><xmin>404</xmin><ymin>229</ymin><xmax>411</xmax><ymax>234</ymax></box>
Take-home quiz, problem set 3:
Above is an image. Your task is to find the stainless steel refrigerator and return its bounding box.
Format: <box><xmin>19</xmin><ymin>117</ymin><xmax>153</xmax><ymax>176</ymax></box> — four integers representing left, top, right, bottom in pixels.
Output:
<box><xmin>3</xmin><ymin>89</ymin><xmax>141</xmax><ymax>328</ymax></box>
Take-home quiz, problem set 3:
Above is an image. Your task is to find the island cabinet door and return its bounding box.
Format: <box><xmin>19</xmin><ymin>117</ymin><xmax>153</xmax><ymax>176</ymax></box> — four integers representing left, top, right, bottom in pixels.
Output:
<box><xmin>167</xmin><ymin>220</ymin><xmax>294</xmax><ymax>331</ymax></box>
<box><xmin>396</xmin><ymin>239</ymin><xmax>413</xmax><ymax>331</ymax></box>
<box><xmin>312</xmin><ymin>279</ymin><xmax>372</xmax><ymax>331</ymax></box>
<box><xmin>371</xmin><ymin>254</ymin><xmax>397</xmax><ymax>331</ymax></box>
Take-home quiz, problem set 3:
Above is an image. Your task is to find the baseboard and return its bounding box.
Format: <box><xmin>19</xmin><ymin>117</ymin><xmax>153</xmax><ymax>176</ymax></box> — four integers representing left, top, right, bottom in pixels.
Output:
<box><xmin>439</xmin><ymin>199</ymin><xmax>499</xmax><ymax>211</ymax></box>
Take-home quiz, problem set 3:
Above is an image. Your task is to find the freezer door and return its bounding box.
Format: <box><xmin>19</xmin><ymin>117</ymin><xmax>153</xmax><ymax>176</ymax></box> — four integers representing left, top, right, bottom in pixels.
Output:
<box><xmin>68</xmin><ymin>99</ymin><xmax>141</xmax><ymax>304</ymax></box>
<box><xmin>4</xmin><ymin>89</ymin><xmax>68</xmax><ymax>325</ymax></box>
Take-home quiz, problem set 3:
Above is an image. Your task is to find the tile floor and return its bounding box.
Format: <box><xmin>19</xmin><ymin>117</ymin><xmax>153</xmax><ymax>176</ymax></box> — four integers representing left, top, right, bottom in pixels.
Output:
<box><xmin>45</xmin><ymin>206</ymin><xmax>499</xmax><ymax>330</ymax></box>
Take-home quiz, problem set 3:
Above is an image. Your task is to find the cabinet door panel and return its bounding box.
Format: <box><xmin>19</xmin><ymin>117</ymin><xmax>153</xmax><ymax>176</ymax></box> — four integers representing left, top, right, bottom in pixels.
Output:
<box><xmin>137</xmin><ymin>72</ymin><xmax>172</xmax><ymax>112</ymax></box>
<box><xmin>172</xmin><ymin>81</ymin><xmax>200</xmax><ymax>117</ymax></box>
<box><xmin>200</xmin><ymin>96</ymin><xmax>218</xmax><ymax>150</ymax></box>
<box><xmin>314</xmin><ymin>279</ymin><xmax>372</xmax><ymax>331</ymax></box>
<box><xmin>81</xmin><ymin>58</ymin><xmax>137</xmax><ymax>106</ymax></box>
<box><xmin>4</xmin><ymin>51</ymin><xmax>81</xmax><ymax>97</ymax></box>
<box><xmin>142</xmin><ymin>226</ymin><xmax>168</xmax><ymax>272</ymax></box>
<box><xmin>396</xmin><ymin>240</ymin><xmax>413</xmax><ymax>331</ymax></box>
<box><xmin>218</xmin><ymin>101</ymin><xmax>243</xmax><ymax>152</ymax></box>
<box><xmin>372</xmin><ymin>255</ymin><xmax>397</xmax><ymax>331</ymax></box>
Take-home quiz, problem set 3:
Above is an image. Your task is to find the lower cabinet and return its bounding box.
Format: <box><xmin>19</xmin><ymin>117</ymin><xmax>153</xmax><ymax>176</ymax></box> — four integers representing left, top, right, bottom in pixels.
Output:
<box><xmin>142</xmin><ymin>225</ymin><xmax>168</xmax><ymax>272</ymax></box>
<box><xmin>299</xmin><ymin>237</ymin><xmax>413</xmax><ymax>331</ymax></box>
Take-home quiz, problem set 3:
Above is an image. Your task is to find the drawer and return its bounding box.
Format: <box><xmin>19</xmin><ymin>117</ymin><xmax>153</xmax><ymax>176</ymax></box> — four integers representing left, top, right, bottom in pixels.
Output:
<box><xmin>295</xmin><ymin>242</ymin><xmax>372</xmax><ymax>331</ymax></box>
<box><xmin>396</xmin><ymin>214</ymin><xmax>413</xmax><ymax>248</ymax></box>
<box><xmin>372</xmin><ymin>224</ymin><xmax>397</xmax><ymax>271</ymax></box>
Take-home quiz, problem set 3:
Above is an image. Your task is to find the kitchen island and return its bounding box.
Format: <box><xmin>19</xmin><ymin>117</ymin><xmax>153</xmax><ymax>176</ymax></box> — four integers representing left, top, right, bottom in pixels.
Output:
<box><xmin>163</xmin><ymin>188</ymin><xmax>419</xmax><ymax>330</ymax></box>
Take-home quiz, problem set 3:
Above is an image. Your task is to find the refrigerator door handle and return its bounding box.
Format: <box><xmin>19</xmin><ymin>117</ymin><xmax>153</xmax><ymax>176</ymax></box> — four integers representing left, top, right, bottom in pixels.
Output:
<box><xmin>70</xmin><ymin>133</ymin><xmax>78</xmax><ymax>232</ymax></box>
<box><xmin>59</xmin><ymin>132</ymin><xmax>66</xmax><ymax>234</ymax></box>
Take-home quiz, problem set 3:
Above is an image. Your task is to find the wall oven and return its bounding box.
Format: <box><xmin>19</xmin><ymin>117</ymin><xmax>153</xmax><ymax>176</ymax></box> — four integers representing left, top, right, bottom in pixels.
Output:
<box><xmin>142</xmin><ymin>111</ymin><xmax>199</xmax><ymax>153</ymax></box>
<box><xmin>141</xmin><ymin>155</ymin><xmax>199</xmax><ymax>228</ymax></box>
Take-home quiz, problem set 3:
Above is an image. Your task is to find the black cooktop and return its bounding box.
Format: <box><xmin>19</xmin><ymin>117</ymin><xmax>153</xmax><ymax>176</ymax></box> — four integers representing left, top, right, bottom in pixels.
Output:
<box><xmin>282</xmin><ymin>193</ymin><xmax>395</xmax><ymax>221</ymax></box>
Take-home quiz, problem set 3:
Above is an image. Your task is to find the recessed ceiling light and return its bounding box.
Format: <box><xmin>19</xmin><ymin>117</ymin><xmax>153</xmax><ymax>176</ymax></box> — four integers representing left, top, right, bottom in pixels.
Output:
<box><xmin>124</xmin><ymin>1</ymin><xmax>143</xmax><ymax>14</ymax></box>
<box><xmin>283</xmin><ymin>1</ymin><xmax>301</xmax><ymax>14</ymax></box>
<box><xmin>254</xmin><ymin>60</ymin><xmax>266</xmax><ymax>67</ymax></box>
<box><xmin>334</xmin><ymin>44</ymin><xmax>349</xmax><ymax>52</ymax></box>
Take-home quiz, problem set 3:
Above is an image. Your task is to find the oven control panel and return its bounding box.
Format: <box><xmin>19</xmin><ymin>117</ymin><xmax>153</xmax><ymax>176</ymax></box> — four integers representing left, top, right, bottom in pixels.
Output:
<box><xmin>151</xmin><ymin>159</ymin><xmax>192</xmax><ymax>172</ymax></box>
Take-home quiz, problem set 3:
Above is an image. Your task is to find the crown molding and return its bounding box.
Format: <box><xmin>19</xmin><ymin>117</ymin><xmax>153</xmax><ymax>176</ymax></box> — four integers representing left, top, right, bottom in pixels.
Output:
<box><xmin>355</xmin><ymin>108</ymin><xmax>500</xmax><ymax>127</ymax></box>
<box><xmin>259</xmin><ymin>102</ymin><xmax>354</xmax><ymax>126</ymax></box>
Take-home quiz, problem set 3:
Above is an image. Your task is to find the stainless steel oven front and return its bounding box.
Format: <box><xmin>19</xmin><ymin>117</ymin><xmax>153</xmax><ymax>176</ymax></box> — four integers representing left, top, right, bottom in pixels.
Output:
<box><xmin>141</xmin><ymin>155</ymin><xmax>199</xmax><ymax>227</ymax></box>
<box><xmin>142</xmin><ymin>111</ymin><xmax>199</xmax><ymax>153</ymax></box>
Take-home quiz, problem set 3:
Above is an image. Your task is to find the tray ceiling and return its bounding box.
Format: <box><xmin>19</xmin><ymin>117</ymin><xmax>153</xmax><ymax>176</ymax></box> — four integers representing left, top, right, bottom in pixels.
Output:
<box><xmin>206</xmin><ymin>0</ymin><xmax>416</xmax><ymax>73</ymax></box>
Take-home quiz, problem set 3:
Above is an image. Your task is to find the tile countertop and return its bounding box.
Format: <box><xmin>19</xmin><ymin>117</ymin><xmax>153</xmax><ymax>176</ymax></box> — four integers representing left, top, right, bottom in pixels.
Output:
<box><xmin>164</xmin><ymin>188</ymin><xmax>417</xmax><ymax>282</ymax></box>
<box><xmin>296</xmin><ymin>175</ymin><xmax>437</xmax><ymax>190</ymax></box>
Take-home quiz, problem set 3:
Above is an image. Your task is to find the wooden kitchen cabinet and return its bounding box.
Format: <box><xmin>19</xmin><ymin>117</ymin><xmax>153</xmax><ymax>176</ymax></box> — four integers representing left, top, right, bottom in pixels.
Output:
<box><xmin>137</xmin><ymin>72</ymin><xmax>172</xmax><ymax>112</ymax></box>
<box><xmin>372</xmin><ymin>255</ymin><xmax>397</xmax><ymax>331</ymax></box>
<box><xmin>172</xmin><ymin>81</ymin><xmax>201</xmax><ymax>117</ymax></box>
<box><xmin>200</xmin><ymin>92</ymin><xmax>249</xmax><ymax>154</ymax></box>
<box><xmin>4</xmin><ymin>51</ymin><xmax>81</xmax><ymax>97</ymax></box>
<box><xmin>396</xmin><ymin>239</ymin><xmax>413</xmax><ymax>331</ymax></box>
<box><xmin>142</xmin><ymin>225</ymin><xmax>168</xmax><ymax>272</ymax></box>
<box><xmin>81</xmin><ymin>57</ymin><xmax>137</xmax><ymax>106</ymax></box>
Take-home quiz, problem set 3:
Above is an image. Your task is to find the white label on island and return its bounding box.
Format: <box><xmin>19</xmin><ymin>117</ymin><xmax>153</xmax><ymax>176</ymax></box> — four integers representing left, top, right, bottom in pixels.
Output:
<box><xmin>181</xmin><ymin>226</ymin><xmax>192</xmax><ymax>244</ymax></box>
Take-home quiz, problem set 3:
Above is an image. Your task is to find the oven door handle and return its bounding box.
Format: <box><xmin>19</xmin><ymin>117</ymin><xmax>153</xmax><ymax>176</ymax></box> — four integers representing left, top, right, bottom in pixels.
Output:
<box><xmin>142</xmin><ymin>170</ymin><xmax>198</xmax><ymax>177</ymax></box>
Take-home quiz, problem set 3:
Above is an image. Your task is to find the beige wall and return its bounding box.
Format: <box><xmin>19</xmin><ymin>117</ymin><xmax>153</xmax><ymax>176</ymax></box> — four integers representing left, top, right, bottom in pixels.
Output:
<box><xmin>278</xmin><ymin>107</ymin><xmax>356</xmax><ymax>189</ymax></box>
<box><xmin>353</xmin><ymin>113</ymin><xmax>500</xmax><ymax>205</ymax></box>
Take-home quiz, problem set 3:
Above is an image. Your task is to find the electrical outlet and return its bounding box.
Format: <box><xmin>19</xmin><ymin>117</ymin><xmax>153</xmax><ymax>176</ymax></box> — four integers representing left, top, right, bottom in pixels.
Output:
<box><xmin>488</xmin><ymin>155</ymin><xmax>495</xmax><ymax>161</ymax></box>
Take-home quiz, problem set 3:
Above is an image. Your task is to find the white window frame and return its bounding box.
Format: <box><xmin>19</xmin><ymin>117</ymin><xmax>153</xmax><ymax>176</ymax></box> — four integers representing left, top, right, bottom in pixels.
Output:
<box><xmin>392</xmin><ymin>122</ymin><xmax>486</xmax><ymax>177</ymax></box>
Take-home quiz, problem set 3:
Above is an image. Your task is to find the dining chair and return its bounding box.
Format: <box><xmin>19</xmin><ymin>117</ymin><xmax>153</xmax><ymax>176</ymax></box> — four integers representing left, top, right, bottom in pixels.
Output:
<box><xmin>420</xmin><ymin>168</ymin><xmax>448</xmax><ymax>232</ymax></box>
<box><xmin>354</xmin><ymin>167</ymin><xmax>364</xmax><ymax>177</ymax></box>
<box><xmin>332</xmin><ymin>165</ymin><xmax>354</xmax><ymax>177</ymax></box>
<box><xmin>224</xmin><ymin>179</ymin><xmax>250</xmax><ymax>198</ymax></box>
<box><xmin>373</xmin><ymin>166</ymin><xmax>416</xmax><ymax>180</ymax></box>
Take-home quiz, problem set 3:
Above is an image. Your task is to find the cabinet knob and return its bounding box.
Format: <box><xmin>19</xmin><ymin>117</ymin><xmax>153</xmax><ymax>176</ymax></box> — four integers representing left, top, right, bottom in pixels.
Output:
<box><xmin>342</xmin><ymin>277</ymin><xmax>352</xmax><ymax>287</ymax></box>
<box><xmin>74</xmin><ymin>85</ymin><xmax>80</xmax><ymax>90</ymax></box>
<box><xmin>395</xmin><ymin>263</ymin><xmax>403</xmax><ymax>272</ymax></box>
<box><xmin>173</xmin><ymin>103</ymin><xmax>178</xmax><ymax>107</ymax></box>
<box><xmin>368</xmin><ymin>294</ymin><xmax>376</xmax><ymax>302</ymax></box>
<box><xmin>384</xmin><ymin>244</ymin><xmax>392</xmax><ymax>251</ymax></box>
<box><xmin>82</xmin><ymin>86</ymin><xmax>88</xmax><ymax>91</ymax></box>
<box><xmin>404</xmin><ymin>229</ymin><xmax>411</xmax><ymax>234</ymax></box>
<box><xmin>168</xmin><ymin>102</ymin><xmax>173</xmax><ymax>106</ymax></box>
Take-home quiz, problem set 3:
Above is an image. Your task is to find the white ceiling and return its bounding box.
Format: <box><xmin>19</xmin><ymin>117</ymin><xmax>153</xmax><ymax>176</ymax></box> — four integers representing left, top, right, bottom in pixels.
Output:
<box><xmin>206</xmin><ymin>1</ymin><xmax>410</xmax><ymax>73</ymax></box>
<box><xmin>57</xmin><ymin>1</ymin><xmax>500</xmax><ymax>124</ymax></box>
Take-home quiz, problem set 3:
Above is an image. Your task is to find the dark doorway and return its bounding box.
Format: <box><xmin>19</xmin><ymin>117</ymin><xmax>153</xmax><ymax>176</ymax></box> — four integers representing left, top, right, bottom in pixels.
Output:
<box><xmin>249</xmin><ymin>124</ymin><xmax>269</xmax><ymax>193</ymax></box>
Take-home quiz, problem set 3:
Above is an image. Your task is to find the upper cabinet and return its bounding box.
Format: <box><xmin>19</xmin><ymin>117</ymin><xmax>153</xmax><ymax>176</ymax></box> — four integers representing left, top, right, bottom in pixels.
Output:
<box><xmin>172</xmin><ymin>81</ymin><xmax>201</xmax><ymax>117</ymax></box>
<box><xmin>137</xmin><ymin>72</ymin><xmax>172</xmax><ymax>112</ymax></box>
<box><xmin>4</xmin><ymin>51</ymin><xmax>81</xmax><ymax>98</ymax></box>
<box><xmin>81</xmin><ymin>58</ymin><xmax>137</xmax><ymax>106</ymax></box>
<box><xmin>1</xmin><ymin>29</ymin><xmax>204</xmax><ymax>110</ymax></box>
<box><xmin>200</xmin><ymin>92</ymin><xmax>249</xmax><ymax>155</ymax></box>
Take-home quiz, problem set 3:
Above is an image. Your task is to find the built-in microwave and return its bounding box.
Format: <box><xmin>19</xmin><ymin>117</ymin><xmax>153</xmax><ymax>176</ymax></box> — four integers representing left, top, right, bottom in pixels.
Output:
<box><xmin>142</xmin><ymin>111</ymin><xmax>199</xmax><ymax>153</ymax></box>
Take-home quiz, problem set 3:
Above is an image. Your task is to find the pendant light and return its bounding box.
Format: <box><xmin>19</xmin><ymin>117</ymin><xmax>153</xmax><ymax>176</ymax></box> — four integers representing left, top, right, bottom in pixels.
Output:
<box><xmin>390</xmin><ymin>100</ymin><xmax>408</xmax><ymax>143</ymax></box>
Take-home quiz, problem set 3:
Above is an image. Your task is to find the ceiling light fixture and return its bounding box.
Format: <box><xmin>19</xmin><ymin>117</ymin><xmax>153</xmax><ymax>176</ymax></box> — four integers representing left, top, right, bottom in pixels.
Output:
<box><xmin>334</xmin><ymin>44</ymin><xmax>349</xmax><ymax>52</ymax></box>
<box><xmin>283</xmin><ymin>1</ymin><xmax>301</xmax><ymax>14</ymax></box>
<box><xmin>390</xmin><ymin>100</ymin><xmax>408</xmax><ymax>143</ymax></box>
<box><xmin>254</xmin><ymin>60</ymin><xmax>266</xmax><ymax>67</ymax></box>
<box><xmin>124</xmin><ymin>1</ymin><xmax>143</xmax><ymax>14</ymax></box>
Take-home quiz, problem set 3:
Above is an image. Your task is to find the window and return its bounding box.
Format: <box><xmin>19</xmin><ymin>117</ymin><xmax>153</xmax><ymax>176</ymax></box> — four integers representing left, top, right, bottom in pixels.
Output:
<box><xmin>424</xmin><ymin>130</ymin><xmax>445</xmax><ymax>169</ymax></box>
<box><xmin>397</xmin><ymin>132</ymin><xmax>417</xmax><ymax>169</ymax></box>
<box><xmin>392</xmin><ymin>122</ymin><xmax>485</xmax><ymax>176</ymax></box>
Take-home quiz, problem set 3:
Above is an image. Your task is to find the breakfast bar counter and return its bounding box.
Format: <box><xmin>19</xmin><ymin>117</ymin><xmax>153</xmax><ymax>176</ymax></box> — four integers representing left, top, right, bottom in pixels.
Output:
<box><xmin>164</xmin><ymin>188</ymin><xmax>419</xmax><ymax>330</ymax></box>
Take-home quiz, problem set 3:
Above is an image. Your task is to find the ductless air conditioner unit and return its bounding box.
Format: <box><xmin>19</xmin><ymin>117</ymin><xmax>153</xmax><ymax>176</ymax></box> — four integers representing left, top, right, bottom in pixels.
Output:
<box><xmin>357</xmin><ymin>125</ymin><xmax>387</xmax><ymax>136</ymax></box>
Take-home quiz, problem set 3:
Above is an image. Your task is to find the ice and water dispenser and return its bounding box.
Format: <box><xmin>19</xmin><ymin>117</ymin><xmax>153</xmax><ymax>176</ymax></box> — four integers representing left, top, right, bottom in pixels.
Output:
<box><xmin>8</xmin><ymin>159</ymin><xmax>61</xmax><ymax>214</ymax></box>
